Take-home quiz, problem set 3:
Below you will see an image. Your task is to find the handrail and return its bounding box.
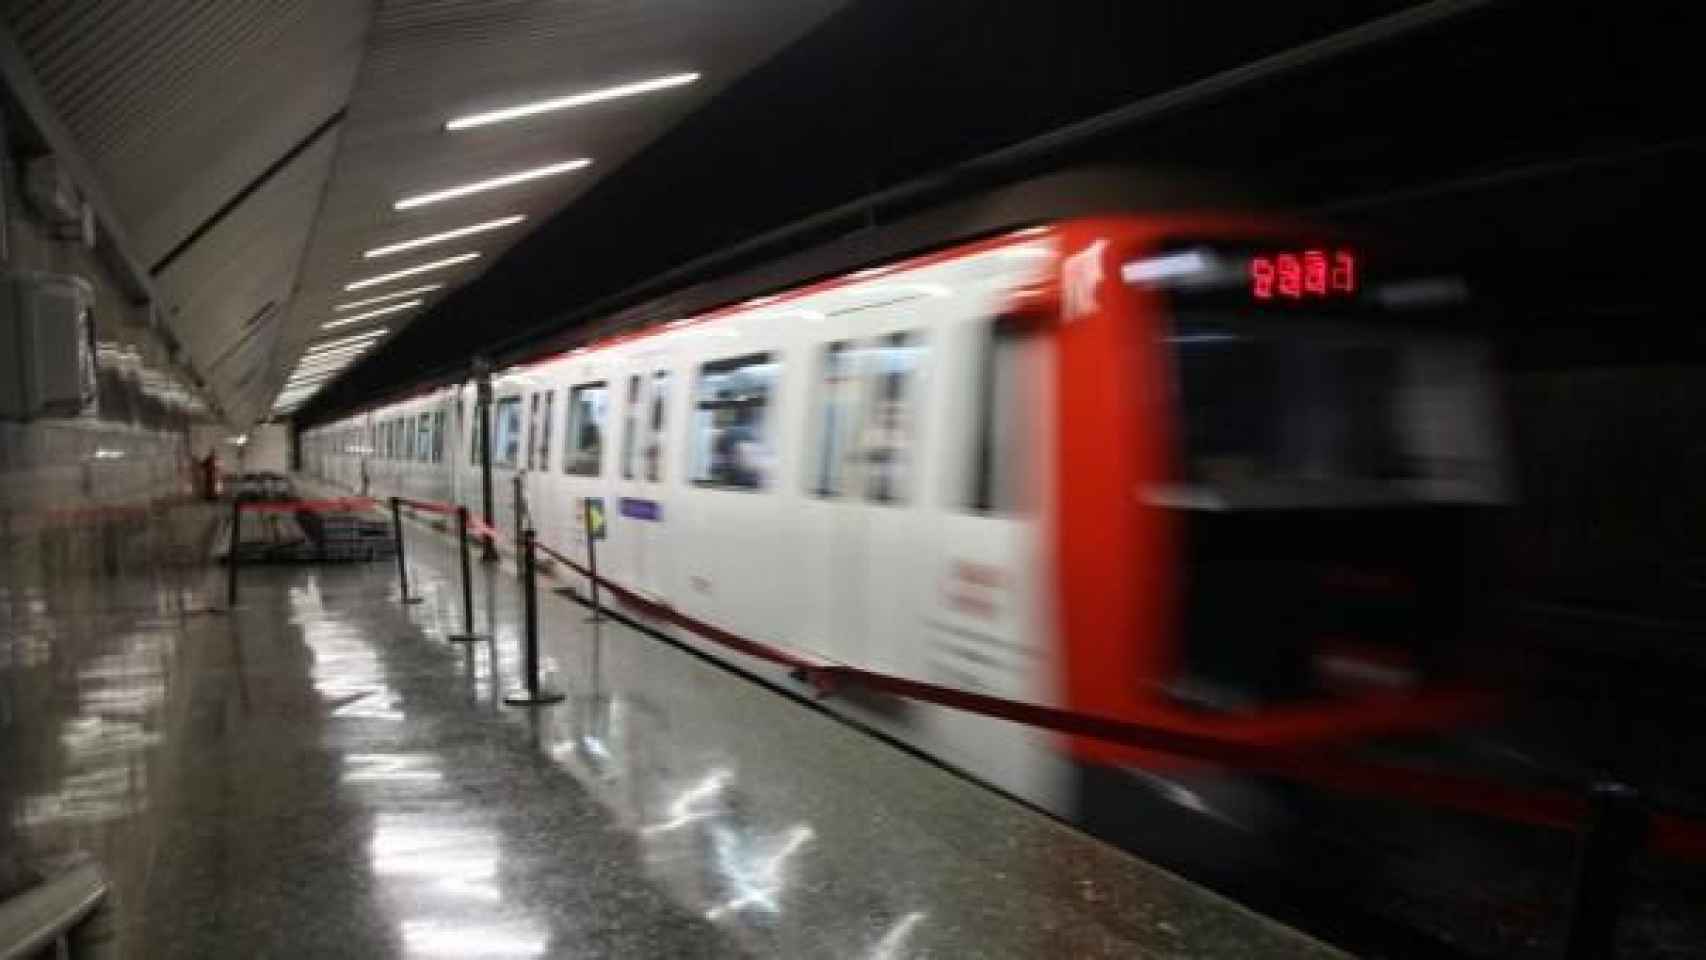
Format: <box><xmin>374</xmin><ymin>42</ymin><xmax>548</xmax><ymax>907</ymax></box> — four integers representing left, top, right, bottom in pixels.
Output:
<box><xmin>0</xmin><ymin>861</ymin><xmax>108</xmax><ymax>960</ymax></box>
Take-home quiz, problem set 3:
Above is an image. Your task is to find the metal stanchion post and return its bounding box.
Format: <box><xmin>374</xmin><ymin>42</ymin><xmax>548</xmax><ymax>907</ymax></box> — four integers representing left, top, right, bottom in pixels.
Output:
<box><xmin>448</xmin><ymin>506</ymin><xmax>485</xmax><ymax>643</ymax></box>
<box><xmin>512</xmin><ymin>473</ymin><xmax>525</xmax><ymax>566</ymax></box>
<box><xmin>583</xmin><ymin>497</ymin><xmax>604</xmax><ymax>623</ymax></box>
<box><xmin>1564</xmin><ymin>782</ymin><xmax>1647</xmax><ymax>960</ymax></box>
<box><xmin>504</xmin><ymin>529</ymin><xmax>564</xmax><ymax>706</ymax></box>
<box><xmin>224</xmin><ymin>498</ymin><xmax>241</xmax><ymax>610</ymax></box>
<box><xmin>390</xmin><ymin>497</ymin><xmax>423</xmax><ymax>604</ymax></box>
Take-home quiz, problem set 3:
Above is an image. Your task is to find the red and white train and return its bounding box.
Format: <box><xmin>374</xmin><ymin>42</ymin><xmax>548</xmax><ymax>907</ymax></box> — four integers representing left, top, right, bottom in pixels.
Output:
<box><xmin>303</xmin><ymin>211</ymin><xmax>1507</xmax><ymax>845</ymax></box>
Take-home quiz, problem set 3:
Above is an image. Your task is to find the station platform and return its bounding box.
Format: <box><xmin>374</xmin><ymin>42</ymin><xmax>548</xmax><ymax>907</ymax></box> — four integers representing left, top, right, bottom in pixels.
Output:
<box><xmin>2</xmin><ymin>494</ymin><xmax>1341</xmax><ymax>958</ymax></box>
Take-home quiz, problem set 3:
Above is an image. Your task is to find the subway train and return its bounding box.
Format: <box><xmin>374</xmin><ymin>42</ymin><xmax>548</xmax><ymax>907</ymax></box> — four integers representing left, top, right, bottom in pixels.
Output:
<box><xmin>302</xmin><ymin>207</ymin><xmax>1508</xmax><ymax>877</ymax></box>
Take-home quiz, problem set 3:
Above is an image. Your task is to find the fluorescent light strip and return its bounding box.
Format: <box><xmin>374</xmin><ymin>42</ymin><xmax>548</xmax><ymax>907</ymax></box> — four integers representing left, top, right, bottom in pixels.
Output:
<box><xmin>337</xmin><ymin>285</ymin><xmax>442</xmax><ymax>311</ymax></box>
<box><xmin>291</xmin><ymin>357</ymin><xmax>357</xmax><ymax>375</ymax></box>
<box><xmin>305</xmin><ymin>328</ymin><xmax>390</xmax><ymax>353</ymax></box>
<box><xmin>445</xmin><ymin>72</ymin><xmax>700</xmax><ymax>130</ymax></box>
<box><xmin>345</xmin><ymin>253</ymin><xmax>479</xmax><ymax>290</ymax></box>
<box><xmin>285</xmin><ymin>374</ymin><xmax>342</xmax><ymax>389</ymax></box>
<box><xmin>364</xmin><ymin>216</ymin><xmax>524</xmax><ymax>259</ymax></box>
<box><xmin>321</xmin><ymin>300</ymin><xmax>420</xmax><ymax>330</ymax></box>
<box><xmin>394</xmin><ymin>161</ymin><xmax>590</xmax><ymax>210</ymax></box>
<box><xmin>295</xmin><ymin>349</ymin><xmax>363</xmax><ymax>366</ymax></box>
<box><xmin>291</xmin><ymin>357</ymin><xmax>362</xmax><ymax>377</ymax></box>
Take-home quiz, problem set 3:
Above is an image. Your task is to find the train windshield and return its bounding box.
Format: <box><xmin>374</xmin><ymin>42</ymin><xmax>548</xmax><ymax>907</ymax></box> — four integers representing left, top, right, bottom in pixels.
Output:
<box><xmin>1145</xmin><ymin>249</ymin><xmax>1505</xmax><ymax>509</ymax></box>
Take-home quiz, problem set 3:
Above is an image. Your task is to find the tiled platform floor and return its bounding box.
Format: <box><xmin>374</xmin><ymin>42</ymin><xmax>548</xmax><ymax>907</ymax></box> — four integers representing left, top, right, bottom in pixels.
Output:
<box><xmin>2</xmin><ymin>499</ymin><xmax>1339</xmax><ymax>958</ymax></box>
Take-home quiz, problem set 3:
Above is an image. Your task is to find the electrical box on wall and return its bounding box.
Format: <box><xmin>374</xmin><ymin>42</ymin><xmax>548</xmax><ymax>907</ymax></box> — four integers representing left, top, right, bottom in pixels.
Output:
<box><xmin>1</xmin><ymin>272</ymin><xmax>97</xmax><ymax>420</ymax></box>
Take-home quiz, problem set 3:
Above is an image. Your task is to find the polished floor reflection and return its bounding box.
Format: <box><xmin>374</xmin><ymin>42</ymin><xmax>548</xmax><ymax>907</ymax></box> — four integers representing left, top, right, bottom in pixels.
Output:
<box><xmin>3</xmin><ymin>500</ymin><xmax>1339</xmax><ymax>958</ymax></box>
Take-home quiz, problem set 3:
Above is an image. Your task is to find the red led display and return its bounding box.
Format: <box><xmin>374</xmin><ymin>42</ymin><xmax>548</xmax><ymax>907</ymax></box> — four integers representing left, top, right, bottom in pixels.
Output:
<box><xmin>1252</xmin><ymin>248</ymin><xmax>1357</xmax><ymax>301</ymax></box>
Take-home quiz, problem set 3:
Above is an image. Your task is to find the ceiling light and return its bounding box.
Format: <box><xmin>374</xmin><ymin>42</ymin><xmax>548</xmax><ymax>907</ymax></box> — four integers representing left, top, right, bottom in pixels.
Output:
<box><xmin>285</xmin><ymin>372</ymin><xmax>343</xmax><ymax>387</ymax></box>
<box><xmin>394</xmin><ymin>160</ymin><xmax>590</xmax><ymax>210</ymax></box>
<box><xmin>305</xmin><ymin>328</ymin><xmax>388</xmax><ymax>353</ymax></box>
<box><xmin>345</xmin><ymin>254</ymin><xmax>479</xmax><ymax>290</ymax></box>
<box><xmin>337</xmin><ymin>285</ymin><xmax>442</xmax><ymax>311</ymax></box>
<box><xmin>321</xmin><ymin>300</ymin><xmax>420</xmax><ymax>330</ymax></box>
<box><xmin>445</xmin><ymin>72</ymin><xmax>700</xmax><ymax>131</ymax></box>
<box><xmin>295</xmin><ymin>348</ymin><xmax>369</xmax><ymax>368</ymax></box>
<box><xmin>292</xmin><ymin>356</ymin><xmax>363</xmax><ymax>376</ymax></box>
<box><xmin>295</xmin><ymin>352</ymin><xmax>370</xmax><ymax>372</ymax></box>
<box><xmin>291</xmin><ymin>356</ymin><xmax>357</xmax><ymax>374</ymax></box>
<box><xmin>364</xmin><ymin>216</ymin><xmax>524</xmax><ymax>258</ymax></box>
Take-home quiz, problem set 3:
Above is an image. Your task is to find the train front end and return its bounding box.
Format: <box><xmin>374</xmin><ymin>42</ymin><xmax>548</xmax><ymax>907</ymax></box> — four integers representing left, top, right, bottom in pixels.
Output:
<box><xmin>1050</xmin><ymin>218</ymin><xmax>1509</xmax><ymax>872</ymax></box>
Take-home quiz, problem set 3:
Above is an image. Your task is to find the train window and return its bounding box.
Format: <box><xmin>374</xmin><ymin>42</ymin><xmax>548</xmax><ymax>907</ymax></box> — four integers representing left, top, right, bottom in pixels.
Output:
<box><xmin>432</xmin><ymin>410</ymin><xmax>446</xmax><ymax>463</ymax></box>
<box><xmin>562</xmin><ymin>382</ymin><xmax>608</xmax><ymax>476</ymax></box>
<box><xmin>808</xmin><ymin>341</ymin><xmax>857</xmax><ymax>497</ymax></box>
<box><xmin>525</xmin><ymin>394</ymin><xmax>540</xmax><ymax>469</ymax></box>
<box><xmin>416</xmin><ymin>415</ymin><xmax>431</xmax><ymax>463</ymax></box>
<box><xmin>646</xmin><ymin>369</ymin><xmax>669</xmax><ymax>482</ymax></box>
<box><xmin>1165</xmin><ymin>312</ymin><xmax>1502</xmax><ymax>504</ymax></box>
<box><xmin>493</xmin><ymin>397</ymin><xmax>523</xmax><ymax>468</ymax></box>
<box><xmin>857</xmin><ymin>331</ymin><xmax>925</xmax><ymax>504</ymax></box>
<box><xmin>537</xmin><ymin>391</ymin><xmax>555</xmax><ymax>471</ymax></box>
<box><xmin>691</xmin><ymin>353</ymin><xmax>776</xmax><ymax>490</ymax></box>
<box><xmin>967</xmin><ymin>322</ymin><xmax>1037</xmax><ymax>514</ymax></box>
<box><xmin>621</xmin><ymin>374</ymin><xmax>642</xmax><ymax>480</ymax></box>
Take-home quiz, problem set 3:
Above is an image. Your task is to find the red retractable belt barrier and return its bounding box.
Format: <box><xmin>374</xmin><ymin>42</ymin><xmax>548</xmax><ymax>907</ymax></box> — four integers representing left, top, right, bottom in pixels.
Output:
<box><xmin>393</xmin><ymin>496</ymin><xmax>457</xmax><ymax>516</ymax></box>
<box><xmin>404</xmin><ymin>496</ymin><xmax>1706</xmax><ymax>862</ymax></box>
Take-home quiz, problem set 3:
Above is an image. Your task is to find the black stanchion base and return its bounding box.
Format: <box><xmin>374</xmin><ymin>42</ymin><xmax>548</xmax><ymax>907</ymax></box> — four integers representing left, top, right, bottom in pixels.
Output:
<box><xmin>503</xmin><ymin>687</ymin><xmax>566</xmax><ymax>706</ymax></box>
<box><xmin>446</xmin><ymin>632</ymin><xmax>488</xmax><ymax>643</ymax></box>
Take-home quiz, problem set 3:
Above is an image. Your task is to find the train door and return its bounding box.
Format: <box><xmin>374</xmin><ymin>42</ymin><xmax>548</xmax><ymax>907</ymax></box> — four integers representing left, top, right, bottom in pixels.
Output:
<box><xmin>849</xmin><ymin>327</ymin><xmax>933</xmax><ymax>675</ymax></box>
<box><xmin>623</xmin><ymin>356</ymin><xmax>673</xmax><ymax>600</ymax></box>
<box><xmin>925</xmin><ymin>315</ymin><xmax>1055</xmax><ymax>705</ymax></box>
<box><xmin>798</xmin><ymin>338</ymin><xmax>868</xmax><ymax>662</ymax></box>
<box><xmin>490</xmin><ymin>388</ymin><xmax>525</xmax><ymax>539</ymax></box>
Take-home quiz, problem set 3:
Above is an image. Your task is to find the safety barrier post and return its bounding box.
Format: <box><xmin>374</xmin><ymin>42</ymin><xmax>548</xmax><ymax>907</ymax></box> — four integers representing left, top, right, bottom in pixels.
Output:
<box><xmin>512</xmin><ymin>473</ymin><xmax>526</xmax><ymax>566</ymax></box>
<box><xmin>448</xmin><ymin>506</ymin><xmax>485</xmax><ymax>643</ymax></box>
<box><xmin>1564</xmin><ymin>782</ymin><xmax>1647</xmax><ymax>959</ymax></box>
<box><xmin>504</xmin><ymin>529</ymin><xmax>564</xmax><ymax>706</ymax></box>
<box><xmin>583</xmin><ymin>497</ymin><xmax>604</xmax><ymax>623</ymax></box>
<box><xmin>389</xmin><ymin>497</ymin><xmax>423</xmax><ymax>605</ymax></box>
<box><xmin>224</xmin><ymin>498</ymin><xmax>241</xmax><ymax>609</ymax></box>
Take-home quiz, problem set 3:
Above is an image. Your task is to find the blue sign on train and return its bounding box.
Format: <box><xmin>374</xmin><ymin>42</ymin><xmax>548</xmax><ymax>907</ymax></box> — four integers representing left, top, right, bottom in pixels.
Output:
<box><xmin>620</xmin><ymin>497</ymin><xmax>662</xmax><ymax>522</ymax></box>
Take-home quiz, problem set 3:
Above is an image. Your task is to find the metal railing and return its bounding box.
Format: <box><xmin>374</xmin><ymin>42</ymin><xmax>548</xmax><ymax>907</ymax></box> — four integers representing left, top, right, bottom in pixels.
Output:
<box><xmin>0</xmin><ymin>861</ymin><xmax>108</xmax><ymax>960</ymax></box>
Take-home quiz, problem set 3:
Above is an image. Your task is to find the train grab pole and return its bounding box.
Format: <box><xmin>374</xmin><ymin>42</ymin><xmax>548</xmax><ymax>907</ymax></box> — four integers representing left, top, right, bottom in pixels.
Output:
<box><xmin>504</xmin><ymin>529</ymin><xmax>564</xmax><ymax>706</ymax></box>
<box><xmin>389</xmin><ymin>497</ymin><xmax>423</xmax><ymax>604</ymax></box>
<box><xmin>448</xmin><ymin>506</ymin><xmax>485</xmax><ymax>643</ymax></box>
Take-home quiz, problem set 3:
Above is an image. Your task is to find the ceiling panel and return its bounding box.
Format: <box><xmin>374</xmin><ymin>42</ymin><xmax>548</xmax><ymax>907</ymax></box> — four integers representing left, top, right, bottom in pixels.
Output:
<box><xmin>154</xmin><ymin>133</ymin><xmax>343</xmax><ymax>424</ymax></box>
<box><xmin>268</xmin><ymin>0</ymin><xmax>844</xmax><ymax>415</ymax></box>
<box><xmin>0</xmin><ymin>0</ymin><xmax>368</xmax><ymax>263</ymax></box>
<box><xmin>1</xmin><ymin>0</ymin><xmax>843</xmax><ymax>423</ymax></box>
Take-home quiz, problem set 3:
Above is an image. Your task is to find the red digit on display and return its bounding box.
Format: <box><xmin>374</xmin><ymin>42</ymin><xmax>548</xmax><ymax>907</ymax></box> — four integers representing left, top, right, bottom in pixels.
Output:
<box><xmin>1331</xmin><ymin>250</ymin><xmax>1357</xmax><ymax>293</ymax></box>
<box><xmin>1303</xmin><ymin>250</ymin><xmax>1327</xmax><ymax>295</ymax></box>
<box><xmin>1277</xmin><ymin>253</ymin><xmax>1302</xmax><ymax>298</ymax></box>
<box><xmin>1251</xmin><ymin>256</ymin><xmax>1274</xmax><ymax>299</ymax></box>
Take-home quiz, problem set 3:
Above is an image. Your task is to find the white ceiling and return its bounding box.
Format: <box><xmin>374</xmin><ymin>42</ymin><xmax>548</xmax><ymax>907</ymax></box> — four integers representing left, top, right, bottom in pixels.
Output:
<box><xmin>1</xmin><ymin>0</ymin><xmax>843</xmax><ymax>424</ymax></box>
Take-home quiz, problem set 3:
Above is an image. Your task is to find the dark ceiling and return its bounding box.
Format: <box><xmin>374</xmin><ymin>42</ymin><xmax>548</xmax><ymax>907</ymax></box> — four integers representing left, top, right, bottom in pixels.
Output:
<box><xmin>300</xmin><ymin>0</ymin><xmax>1706</xmax><ymax>425</ymax></box>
